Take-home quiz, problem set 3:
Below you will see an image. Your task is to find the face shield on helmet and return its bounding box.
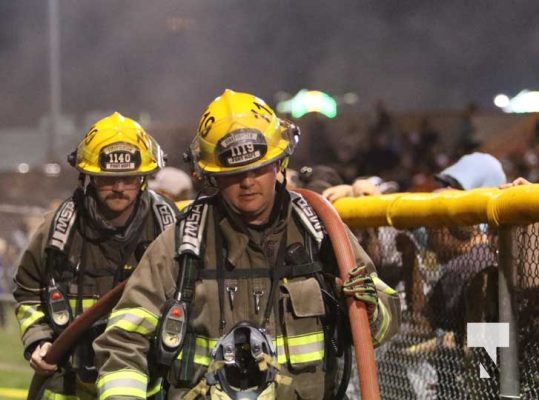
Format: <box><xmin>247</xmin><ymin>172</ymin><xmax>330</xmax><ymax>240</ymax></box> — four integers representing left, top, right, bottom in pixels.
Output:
<box><xmin>68</xmin><ymin>112</ymin><xmax>166</xmax><ymax>177</ymax></box>
<box><xmin>186</xmin><ymin>89</ymin><xmax>300</xmax><ymax>179</ymax></box>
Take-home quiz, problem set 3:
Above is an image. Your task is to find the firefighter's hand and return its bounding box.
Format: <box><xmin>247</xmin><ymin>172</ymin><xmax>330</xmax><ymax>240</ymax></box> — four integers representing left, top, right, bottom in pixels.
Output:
<box><xmin>30</xmin><ymin>342</ymin><xmax>57</xmax><ymax>375</ymax></box>
<box><xmin>342</xmin><ymin>264</ymin><xmax>379</xmax><ymax>321</ymax></box>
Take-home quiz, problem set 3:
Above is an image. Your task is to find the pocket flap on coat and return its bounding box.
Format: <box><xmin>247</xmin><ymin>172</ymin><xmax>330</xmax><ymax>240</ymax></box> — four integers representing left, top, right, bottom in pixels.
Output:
<box><xmin>283</xmin><ymin>277</ymin><xmax>325</xmax><ymax>318</ymax></box>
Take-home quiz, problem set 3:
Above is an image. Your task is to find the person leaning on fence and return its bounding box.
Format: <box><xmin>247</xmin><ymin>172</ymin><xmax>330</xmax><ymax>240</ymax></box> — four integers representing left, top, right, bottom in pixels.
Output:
<box><xmin>415</xmin><ymin>152</ymin><xmax>508</xmax><ymax>397</ymax></box>
<box><xmin>93</xmin><ymin>89</ymin><xmax>401</xmax><ymax>400</ymax></box>
<box><xmin>321</xmin><ymin>152</ymin><xmax>508</xmax><ymax>397</ymax></box>
<box><xmin>12</xmin><ymin>112</ymin><xmax>178</xmax><ymax>399</ymax></box>
<box><xmin>321</xmin><ymin>176</ymin><xmax>403</xmax><ymax>291</ymax></box>
<box><xmin>295</xmin><ymin>164</ymin><xmax>344</xmax><ymax>195</ymax></box>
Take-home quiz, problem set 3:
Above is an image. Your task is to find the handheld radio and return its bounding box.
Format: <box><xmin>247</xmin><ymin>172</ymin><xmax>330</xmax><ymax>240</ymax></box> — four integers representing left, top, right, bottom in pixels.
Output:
<box><xmin>153</xmin><ymin>249</ymin><xmax>195</xmax><ymax>368</ymax></box>
<box><xmin>45</xmin><ymin>279</ymin><xmax>72</xmax><ymax>334</ymax></box>
<box><xmin>154</xmin><ymin>297</ymin><xmax>188</xmax><ymax>367</ymax></box>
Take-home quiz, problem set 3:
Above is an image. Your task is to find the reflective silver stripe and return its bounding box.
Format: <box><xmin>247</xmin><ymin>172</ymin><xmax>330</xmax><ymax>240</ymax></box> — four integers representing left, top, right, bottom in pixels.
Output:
<box><xmin>97</xmin><ymin>370</ymin><xmax>147</xmax><ymax>400</ymax></box>
<box><xmin>291</xmin><ymin>194</ymin><xmax>325</xmax><ymax>244</ymax></box>
<box><xmin>49</xmin><ymin>199</ymin><xmax>77</xmax><ymax>251</ymax></box>
<box><xmin>149</xmin><ymin>190</ymin><xmax>176</xmax><ymax>232</ymax></box>
<box><xmin>284</xmin><ymin>331</ymin><xmax>325</xmax><ymax>364</ymax></box>
<box><xmin>105</xmin><ymin>308</ymin><xmax>159</xmax><ymax>338</ymax></box>
<box><xmin>178</xmin><ymin>203</ymin><xmax>209</xmax><ymax>256</ymax></box>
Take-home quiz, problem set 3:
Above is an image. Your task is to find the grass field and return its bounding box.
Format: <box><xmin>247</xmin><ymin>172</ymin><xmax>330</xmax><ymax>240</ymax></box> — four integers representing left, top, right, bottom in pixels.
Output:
<box><xmin>0</xmin><ymin>303</ymin><xmax>32</xmax><ymax>393</ymax></box>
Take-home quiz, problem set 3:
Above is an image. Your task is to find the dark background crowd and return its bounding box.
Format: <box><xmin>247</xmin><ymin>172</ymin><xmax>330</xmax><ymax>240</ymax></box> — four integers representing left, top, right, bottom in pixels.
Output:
<box><xmin>0</xmin><ymin>100</ymin><xmax>537</xmax><ymax>326</ymax></box>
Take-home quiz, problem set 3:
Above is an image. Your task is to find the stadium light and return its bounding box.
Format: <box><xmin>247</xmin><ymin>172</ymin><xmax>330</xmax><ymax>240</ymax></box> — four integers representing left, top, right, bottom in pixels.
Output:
<box><xmin>276</xmin><ymin>89</ymin><xmax>338</xmax><ymax>118</ymax></box>
<box><xmin>494</xmin><ymin>90</ymin><xmax>539</xmax><ymax>113</ymax></box>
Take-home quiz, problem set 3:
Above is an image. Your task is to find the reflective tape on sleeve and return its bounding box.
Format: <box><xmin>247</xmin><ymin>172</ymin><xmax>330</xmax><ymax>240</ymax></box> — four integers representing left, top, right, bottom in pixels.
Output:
<box><xmin>97</xmin><ymin>369</ymin><xmax>148</xmax><ymax>400</ymax></box>
<box><xmin>105</xmin><ymin>307</ymin><xmax>159</xmax><ymax>338</ymax></box>
<box><xmin>16</xmin><ymin>304</ymin><xmax>46</xmax><ymax>336</ymax></box>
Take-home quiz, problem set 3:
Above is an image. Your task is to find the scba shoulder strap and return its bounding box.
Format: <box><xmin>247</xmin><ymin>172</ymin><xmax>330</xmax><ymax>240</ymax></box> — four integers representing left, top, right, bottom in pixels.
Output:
<box><xmin>152</xmin><ymin>196</ymin><xmax>212</xmax><ymax>371</ymax></box>
<box><xmin>47</xmin><ymin>192</ymin><xmax>177</xmax><ymax>252</ymax></box>
<box><xmin>44</xmin><ymin>193</ymin><xmax>177</xmax><ymax>333</ymax></box>
<box><xmin>48</xmin><ymin>198</ymin><xmax>78</xmax><ymax>252</ymax></box>
<box><xmin>289</xmin><ymin>191</ymin><xmax>326</xmax><ymax>246</ymax></box>
<box><xmin>174</xmin><ymin>192</ymin><xmax>324</xmax><ymax>259</ymax></box>
<box><xmin>148</xmin><ymin>189</ymin><xmax>177</xmax><ymax>234</ymax></box>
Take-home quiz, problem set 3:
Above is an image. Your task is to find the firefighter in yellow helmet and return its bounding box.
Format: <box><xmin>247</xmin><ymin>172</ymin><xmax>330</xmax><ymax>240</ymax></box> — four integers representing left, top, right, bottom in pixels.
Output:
<box><xmin>13</xmin><ymin>112</ymin><xmax>178</xmax><ymax>399</ymax></box>
<box><xmin>95</xmin><ymin>90</ymin><xmax>401</xmax><ymax>399</ymax></box>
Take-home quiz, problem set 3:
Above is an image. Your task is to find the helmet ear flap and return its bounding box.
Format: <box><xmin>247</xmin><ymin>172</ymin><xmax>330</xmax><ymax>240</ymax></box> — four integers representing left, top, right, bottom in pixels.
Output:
<box><xmin>282</xmin><ymin>121</ymin><xmax>301</xmax><ymax>156</ymax></box>
<box><xmin>183</xmin><ymin>144</ymin><xmax>204</xmax><ymax>184</ymax></box>
<box><xmin>67</xmin><ymin>150</ymin><xmax>77</xmax><ymax>167</ymax></box>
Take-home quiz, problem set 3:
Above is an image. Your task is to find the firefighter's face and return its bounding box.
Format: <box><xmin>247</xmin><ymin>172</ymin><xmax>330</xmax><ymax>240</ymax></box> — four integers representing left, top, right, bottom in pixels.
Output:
<box><xmin>216</xmin><ymin>162</ymin><xmax>278</xmax><ymax>225</ymax></box>
<box><xmin>92</xmin><ymin>175</ymin><xmax>142</xmax><ymax>220</ymax></box>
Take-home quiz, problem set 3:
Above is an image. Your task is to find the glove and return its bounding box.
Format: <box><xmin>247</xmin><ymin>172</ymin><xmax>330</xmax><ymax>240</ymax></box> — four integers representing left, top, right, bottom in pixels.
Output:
<box><xmin>342</xmin><ymin>264</ymin><xmax>379</xmax><ymax>321</ymax></box>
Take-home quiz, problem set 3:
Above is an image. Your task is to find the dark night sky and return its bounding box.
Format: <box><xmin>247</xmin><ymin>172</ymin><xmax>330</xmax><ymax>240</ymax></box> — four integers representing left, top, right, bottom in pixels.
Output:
<box><xmin>2</xmin><ymin>0</ymin><xmax>539</xmax><ymax>128</ymax></box>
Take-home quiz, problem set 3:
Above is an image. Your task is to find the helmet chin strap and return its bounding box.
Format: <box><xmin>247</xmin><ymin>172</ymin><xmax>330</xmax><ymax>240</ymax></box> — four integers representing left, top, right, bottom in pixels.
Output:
<box><xmin>139</xmin><ymin>176</ymin><xmax>148</xmax><ymax>191</ymax></box>
<box><xmin>78</xmin><ymin>174</ymin><xmax>91</xmax><ymax>195</ymax></box>
<box><xmin>279</xmin><ymin>158</ymin><xmax>288</xmax><ymax>188</ymax></box>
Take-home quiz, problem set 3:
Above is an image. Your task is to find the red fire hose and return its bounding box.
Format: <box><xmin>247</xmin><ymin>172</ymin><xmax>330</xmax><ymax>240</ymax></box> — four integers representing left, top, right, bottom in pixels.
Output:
<box><xmin>294</xmin><ymin>188</ymin><xmax>380</xmax><ymax>400</ymax></box>
<box><xmin>27</xmin><ymin>280</ymin><xmax>127</xmax><ymax>399</ymax></box>
<box><xmin>28</xmin><ymin>189</ymin><xmax>380</xmax><ymax>399</ymax></box>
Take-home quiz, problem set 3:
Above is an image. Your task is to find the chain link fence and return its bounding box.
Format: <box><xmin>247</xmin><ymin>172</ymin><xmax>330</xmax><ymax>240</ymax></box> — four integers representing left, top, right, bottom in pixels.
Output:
<box><xmin>339</xmin><ymin>187</ymin><xmax>539</xmax><ymax>399</ymax></box>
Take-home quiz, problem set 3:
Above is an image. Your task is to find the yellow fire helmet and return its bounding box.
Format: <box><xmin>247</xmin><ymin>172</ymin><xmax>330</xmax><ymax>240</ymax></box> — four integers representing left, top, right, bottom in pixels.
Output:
<box><xmin>187</xmin><ymin>89</ymin><xmax>300</xmax><ymax>177</ymax></box>
<box><xmin>68</xmin><ymin>112</ymin><xmax>166</xmax><ymax>176</ymax></box>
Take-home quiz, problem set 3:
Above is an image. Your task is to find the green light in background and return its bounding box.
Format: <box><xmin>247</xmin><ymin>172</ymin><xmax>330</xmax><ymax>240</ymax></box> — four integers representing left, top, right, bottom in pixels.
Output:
<box><xmin>277</xmin><ymin>89</ymin><xmax>337</xmax><ymax>118</ymax></box>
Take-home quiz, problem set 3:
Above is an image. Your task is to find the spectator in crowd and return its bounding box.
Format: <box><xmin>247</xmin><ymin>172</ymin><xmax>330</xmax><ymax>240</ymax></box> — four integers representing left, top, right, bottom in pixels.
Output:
<box><xmin>296</xmin><ymin>164</ymin><xmax>344</xmax><ymax>194</ymax></box>
<box><xmin>321</xmin><ymin>151</ymin><xmax>507</xmax><ymax>398</ymax></box>
<box><xmin>284</xmin><ymin>167</ymin><xmax>301</xmax><ymax>190</ymax></box>
<box><xmin>12</xmin><ymin>112</ymin><xmax>177</xmax><ymax>399</ymax></box>
<box><xmin>148</xmin><ymin>166</ymin><xmax>194</xmax><ymax>203</ymax></box>
<box><xmin>434</xmin><ymin>152</ymin><xmax>506</xmax><ymax>190</ymax></box>
<box><xmin>414</xmin><ymin>152</ymin><xmax>507</xmax><ymax>398</ymax></box>
<box><xmin>321</xmin><ymin>175</ymin><xmax>403</xmax><ymax>291</ymax></box>
<box><xmin>322</xmin><ymin>175</ymin><xmax>399</xmax><ymax>202</ymax></box>
<box><xmin>455</xmin><ymin>102</ymin><xmax>482</xmax><ymax>158</ymax></box>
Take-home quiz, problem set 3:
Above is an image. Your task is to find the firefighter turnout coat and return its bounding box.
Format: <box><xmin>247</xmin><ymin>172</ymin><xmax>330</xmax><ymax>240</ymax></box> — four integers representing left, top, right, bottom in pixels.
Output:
<box><xmin>13</xmin><ymin>189</ymin><xmax>176</xmax><ymax>399</ymax></box>
<box><xmin>94</xmin><ymin>189</ymin><xmax>400</xmax><ymax>400</ymax></box>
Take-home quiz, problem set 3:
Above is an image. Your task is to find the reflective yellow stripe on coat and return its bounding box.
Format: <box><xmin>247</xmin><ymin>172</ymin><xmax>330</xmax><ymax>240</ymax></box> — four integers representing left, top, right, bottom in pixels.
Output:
<box><xmin>43</xmin><ymin>388</ymin><xmax>79</xmax><ymax>399</ymax></box>
<box><xmin>179</xmin><ymin>331</ymin><xmax>325</xmax><ymax>367</ymax></box>
<box><xmin>15</xmin><ymin>303</ymin><xmax>46</xmax><ymax>336</ymax></box>
<box><xmin>276</xmin><ymin>331</ymin><xmax>325</xmax><ymax>364</ymax></box>
<box><xmin>97</xmin><ymin>369</ymin><xmax>148</xmax><ymax>400</ymax></box>
<box><xmin>68</xmin><ymin>297</ymin><xmax>97</xmax><ymax>314</ymax></box>
<box><xmin>105</xmin><ymin>307</ymin><xmax>159</xmax><ymax>338</ymax></box>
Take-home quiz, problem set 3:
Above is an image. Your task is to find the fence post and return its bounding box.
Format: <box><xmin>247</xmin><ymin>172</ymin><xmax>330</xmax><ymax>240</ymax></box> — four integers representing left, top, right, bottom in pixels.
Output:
<box><xmin>498</xmin><ymin>226</ymin><xmax>520</xmax><ymax>399</ymax></box>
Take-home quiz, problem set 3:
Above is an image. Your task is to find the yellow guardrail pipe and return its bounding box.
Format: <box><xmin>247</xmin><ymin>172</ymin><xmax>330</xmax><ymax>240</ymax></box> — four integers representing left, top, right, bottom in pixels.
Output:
<box><xmin>332</xmin><ymin>184</ymin><xmax>539</xmax><ymax>229</ymax></box>
<box><xmin>176</xmin><ymin>185</ymin><xmax>539</xmax><ymax>228</ymax></box>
